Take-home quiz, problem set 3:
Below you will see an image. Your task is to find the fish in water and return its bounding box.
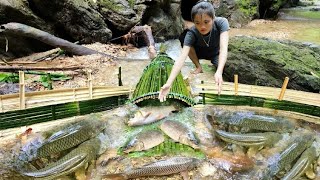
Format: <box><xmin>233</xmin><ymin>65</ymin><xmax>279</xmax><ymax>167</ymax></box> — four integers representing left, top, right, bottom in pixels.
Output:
<box><xmin>21</xmin><ymin>136</ymin><xmax>103</xmax><ymax>180</ymax></box>
<box><xmin>127</xmin><ymin>105</ymin><xmax>177</xmax><ymax>126</ymax></box>
<box><xmin>262</xmin><ymin>133</ymin><xmax>315</xmax><ymax>180</ymax></box>
<box><xmin>159</xmin><ymin>120</ymin><xmax>199</xmax><ymax>149</ymax></box>
<box><xmin>123</xmin><ymin>130</ymin><xmax>165</xmax><ymax>153</ymax></box>
<box><xmin>103</xmin><ymin>157</ymin><xmax>200</xmax><ymax>179</ymax></box>
<box><xmin>35</xmin><ymin>118</ymin><xmax>106</xmax><ymax>159</ymax></box>
<box><xmin>207</xmin><ymin>113</ymin><xmax>295</xmax><ymax>132</ymax></box>
<box><xmin>215</xmin><ymin>129</ymin><xmax>282</xmax><ymax>147</ymax></box>
<box><xmin>282</xmin><ymin>146</ymin><xmax>317</xmax><ymax>180</ymax></box>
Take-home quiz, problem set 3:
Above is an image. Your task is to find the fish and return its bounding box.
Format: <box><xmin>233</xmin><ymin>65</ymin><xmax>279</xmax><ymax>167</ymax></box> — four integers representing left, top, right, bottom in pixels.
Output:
<box><xmin>262</xmin><ymin>133</ymin><xmax>315</xmax><ymax>180</ymax></box>
<box><xmin>21</xmin><ymin>137</ymin><xmax>102</xmax><ymax>180</ymax></box>
<box><xmin>282</xmin><ymin>146</ymin><xmax>317</xmax><ymax>180</ymax></box>
<box><xmin>102</xmin><ymin>157</ymin><xmax>200</xmax><ymax>179</ymax></box>
<box><xmin>207</xmin><ymin>112</ymin><xmax>295</xmax><ymax>132</ymax></box>
<box><xmin>215</xmin><ymin>130</ymin><xmax>282</xmax><ymax>147</ymax></box>
<box><xmin>35</xmin><ymin>118</ymin><xmax>106</xmax><ymax>159</ymax></box>
<box><xmin>122</xmin><ymin>130</ymin><xmax>165</xmax><ymax>153</ymax></box>
<box><xmin>159</xmin><ymin>120</ymin><xmax>199</xmax><ymax>149</ymax></box>
<box><xmin>127</xmin><ymin>105</ymin><xmax>177</xmax><ymax>126</ymax></box>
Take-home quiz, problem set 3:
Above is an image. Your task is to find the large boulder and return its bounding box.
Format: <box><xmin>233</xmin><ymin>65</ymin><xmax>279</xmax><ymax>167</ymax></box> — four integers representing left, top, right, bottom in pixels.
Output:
<box><xmin>29</xmin><ymin>0</ymin><xmax>112</xmax><ymax>44</ymax></box>
<box><xmin>225</xmin><ymin>36</ymin><xmax>320</xmax><ymax>92</ymax></box>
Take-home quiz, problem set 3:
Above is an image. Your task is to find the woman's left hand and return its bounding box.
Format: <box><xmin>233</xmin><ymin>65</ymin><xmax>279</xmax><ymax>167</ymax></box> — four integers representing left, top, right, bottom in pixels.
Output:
<box><xmin>214</xmin><ymin>72</ymin><xmax>223</xmax><ymax>95</ymax></box>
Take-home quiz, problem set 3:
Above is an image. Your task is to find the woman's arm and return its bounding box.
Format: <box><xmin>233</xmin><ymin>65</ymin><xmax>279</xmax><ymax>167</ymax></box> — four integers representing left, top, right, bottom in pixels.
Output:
<box><xmin>158</xmin><ymin>46</ymin><xmax>190</xmax><ymax>102</ymax></box>
<box><xmin>215</xmin><ymin>30</ymin><xmax>229</xmax><ymax>94</ymax></box>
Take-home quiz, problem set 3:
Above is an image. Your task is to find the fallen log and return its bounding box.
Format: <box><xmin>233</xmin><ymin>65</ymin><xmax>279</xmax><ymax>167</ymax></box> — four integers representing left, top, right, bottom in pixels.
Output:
<box><xmin>0</xmin><ymin>65</ymin><xmax>83</xmax><ymax>72</ymax></box>
<box><xmin>0</xmin><ymin>23</ymin><xmax>115</xmax><ymax>58</ymax></box>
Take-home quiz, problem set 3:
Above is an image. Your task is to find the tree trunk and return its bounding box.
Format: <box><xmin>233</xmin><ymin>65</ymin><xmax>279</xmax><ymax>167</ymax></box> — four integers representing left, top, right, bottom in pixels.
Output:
<box><xmin>0</xmin><ymin>23</ymin><xmax>114</xmax><ymax>58</ymax></box>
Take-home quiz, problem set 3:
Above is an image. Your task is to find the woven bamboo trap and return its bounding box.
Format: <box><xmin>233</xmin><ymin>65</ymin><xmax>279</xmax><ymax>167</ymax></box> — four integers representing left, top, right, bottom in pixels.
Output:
<box><xmin>131</xmin><ymin>53</ymin><xmax>194</xmax><ymax>106</ymax></box>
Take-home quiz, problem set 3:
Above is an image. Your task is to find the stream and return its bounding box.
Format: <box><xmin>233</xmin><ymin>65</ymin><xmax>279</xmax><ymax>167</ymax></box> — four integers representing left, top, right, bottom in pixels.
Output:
<box><xmin>0</xmin><ymin>2</ymin><xmax>319</xmax><ymax>180</ymax></box>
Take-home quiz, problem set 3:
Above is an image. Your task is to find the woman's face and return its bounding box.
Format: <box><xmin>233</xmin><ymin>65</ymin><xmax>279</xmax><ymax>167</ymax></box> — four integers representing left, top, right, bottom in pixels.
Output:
<box><xmin>193</xmin><ymin>13</ymin><xmax>213</xmax><ymax>35</ymax></box>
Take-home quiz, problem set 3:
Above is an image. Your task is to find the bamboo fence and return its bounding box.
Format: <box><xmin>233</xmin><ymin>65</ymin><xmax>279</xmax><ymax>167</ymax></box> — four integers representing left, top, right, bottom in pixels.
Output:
<box><xmin>195</xmin><ymin>75</ymin><xmax>320</xmax><ymax>117</ymax></box>
<box><xmin>0</xmin><ymin>71</ymin><xmax>132</xmax><ymax>113</ymax></box>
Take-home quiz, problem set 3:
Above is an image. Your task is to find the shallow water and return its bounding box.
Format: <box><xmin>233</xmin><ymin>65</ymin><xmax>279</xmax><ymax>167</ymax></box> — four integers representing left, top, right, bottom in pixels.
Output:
<box><xmin>1</xmin><ymin>104</ymin><xmax>319</xmax><ymax>180</ymax></box>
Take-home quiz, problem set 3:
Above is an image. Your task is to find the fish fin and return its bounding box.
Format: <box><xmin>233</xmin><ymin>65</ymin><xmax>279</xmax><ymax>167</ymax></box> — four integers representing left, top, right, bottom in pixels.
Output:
<box><xmin>157</xmin><ymin>114</ymin><xmax>165</xmax><ymax>120</ymax></box>
<box><xmin>142</xmin><ymin>111</ymin><xmax>152</xmax><ymax>118</ymax></box>
<box><xmin>103</xmin><ymin>173</ymin><xmax>127</xmax><ymax>180</ymax></box>
<box><xmin>180</xmin><ymin>170</ymin><xmax>189</xmax><ymax>180</ymax></box>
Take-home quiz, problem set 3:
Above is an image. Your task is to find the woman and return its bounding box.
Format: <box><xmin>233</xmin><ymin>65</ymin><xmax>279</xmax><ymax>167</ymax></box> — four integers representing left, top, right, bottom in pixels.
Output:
<box><xmin>159</xmin><ymin>0</ymin><xmax>229</xmax><ymax>102</ymax></box>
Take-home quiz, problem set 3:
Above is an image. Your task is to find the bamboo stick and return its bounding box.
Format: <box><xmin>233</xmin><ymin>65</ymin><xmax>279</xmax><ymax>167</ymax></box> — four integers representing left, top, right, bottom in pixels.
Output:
<box><xmin>87</xmin><ymin>70</ymin><xmax>93</xmax><ymax>99</ymax></box>
<box><xmin>0</xmin><ymin>96</ymin><xmax>3</xmax><ymax>112</ymax></box>
<box><xmin>234</xmin><ymin>74</ymin><xmax>238</xmax><ymax>96</ymax></box>
<box><xmin>19</xmin><ymin>71</ymin><xmax>25</xmax><ymax>109</ymax></box>
<box><xmin>278</xmin><ymin>77</ymin><xmax>289</xmax><ymax>100</ymax></box>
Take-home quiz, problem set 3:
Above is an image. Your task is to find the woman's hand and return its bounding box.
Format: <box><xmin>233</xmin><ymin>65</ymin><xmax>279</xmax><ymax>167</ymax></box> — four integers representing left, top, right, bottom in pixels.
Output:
<box><xmin>214</xmin><ymin>71</ymin><xmax>223</xmax><ymax>95</ymax></box>
<box><xmin>158</xmin><ymin>84</ymin><xmax>171</xmax><ymax>102</ymax></box>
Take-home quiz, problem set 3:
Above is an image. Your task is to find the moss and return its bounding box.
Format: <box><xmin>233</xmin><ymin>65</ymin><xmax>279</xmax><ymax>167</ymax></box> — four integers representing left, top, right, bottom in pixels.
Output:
<box><xmin>128</xmin><ymin>0</ymin><xmax>135</xmax><ymax>9</ymax></box>
<box><xmin>100</xmin><ymin>0</ymin><xmax>124</xmax><ymax>11</ymax></box>
<box><xmin>229</xmin><ymin>36</ymin><xmax>320</xmax><ymax>78</ymax></box>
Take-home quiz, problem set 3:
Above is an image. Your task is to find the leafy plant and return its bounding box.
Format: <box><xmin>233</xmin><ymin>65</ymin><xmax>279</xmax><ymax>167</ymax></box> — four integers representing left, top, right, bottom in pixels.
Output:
<box><xmin>0</xmin><ymin>73</ymin><xmax>19</xmax><ymax>83</ymax></box>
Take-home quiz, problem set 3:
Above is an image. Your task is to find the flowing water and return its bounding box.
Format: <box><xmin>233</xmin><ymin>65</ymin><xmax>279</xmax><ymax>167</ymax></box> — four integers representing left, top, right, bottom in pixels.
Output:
<box><xmin>0</xmin><ymin>2</ymin><xmax>319</xmax><ymax>180</ymax></box>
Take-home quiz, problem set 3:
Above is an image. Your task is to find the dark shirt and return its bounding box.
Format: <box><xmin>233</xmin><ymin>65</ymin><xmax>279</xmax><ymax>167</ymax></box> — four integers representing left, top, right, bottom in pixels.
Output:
<box><xmin>183</xmin><ymin>17</ymin><xmax>230</xmax><ymax>61</ymax></box>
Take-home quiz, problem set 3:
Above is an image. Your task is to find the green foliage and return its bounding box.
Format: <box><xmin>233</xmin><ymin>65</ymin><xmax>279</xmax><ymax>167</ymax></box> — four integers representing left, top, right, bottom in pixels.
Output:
<box><xmin>0</xmin><ymin>73</ymin><xmax>19</xmax><ymax>83</ymax></box>
<box><xmin>36</xmin><ymin>73</ymin><xmax>71</xmax><ymax>89</ymax></box>
<box><xmin>236</xmin><ymin>0</ymin><xmax>258</xmax><ymax>17</ymax></box>
<box><xmin>119</xmin><ymin>139</ymin><xmax>206</xmax><ymax>159</ymax></box>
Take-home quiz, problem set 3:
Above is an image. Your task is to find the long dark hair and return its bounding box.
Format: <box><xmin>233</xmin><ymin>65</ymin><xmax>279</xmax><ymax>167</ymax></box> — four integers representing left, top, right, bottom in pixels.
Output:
<box><xmin>191</xmin><ymin>0</ymin><xmax>215</xmax><ymax>22</ymax></box>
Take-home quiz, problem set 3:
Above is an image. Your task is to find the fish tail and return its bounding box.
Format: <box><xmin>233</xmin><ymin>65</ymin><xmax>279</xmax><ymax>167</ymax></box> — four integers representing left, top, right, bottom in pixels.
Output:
<box><xmin>102</xmin><ymin>173</ymin><xmax>128</xmax><ymax>180</ymax></box>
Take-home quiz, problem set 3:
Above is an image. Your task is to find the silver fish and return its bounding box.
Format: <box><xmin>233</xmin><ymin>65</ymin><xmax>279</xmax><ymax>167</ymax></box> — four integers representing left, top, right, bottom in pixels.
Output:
<box><xmin>282</xmin><ymin>146</ymin><xmax>317</xmax><ymax>180</ymax></box>
<box><xmin>127</xmin><ymin>105</ymin><xmax>177</xmax><ymax>126</ymax></box>
<box><xmin>21</xmin><ymin>137</ymin><xmax>101</xmax><ymax>180</ymax></box>
<box><xmin>159</xmin><ymin>120</ymin><xmax>199</xmax><ymax>149</ymax></box>
<box><xmin>215</xmin><ymin>130</ymin><xmax>282</xmax><ymax>147</ymax></box>
<box><xmin>103</xmin><ymin>157</ymin><xmax>200</xmax><ymax>179</ymax></box>
<box><xmin>123</xmin><ymin>130</ymin><xmax>165</xmax><ymax>153</ymax></box>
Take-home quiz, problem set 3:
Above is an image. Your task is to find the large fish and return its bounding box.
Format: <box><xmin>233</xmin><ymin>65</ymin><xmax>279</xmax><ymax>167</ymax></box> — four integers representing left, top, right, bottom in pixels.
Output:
<box><xmin>262</xmin><ymin>133</ymin><xmax>315</xmax><ymax>180</ymax></box>
<box><xmin>123</xmin><ymin>130</ymin><xmax>165</xmax><ymax>153</ymax></box>
<box><xmin>215</xmin><ymin>129</ymin><xmax>282</xmax><ymax>147</ymax></box>
<box><xmin>35</xmin><ymin>118</ymin><xmax>106</xmax><ymax>159</ymax></box>
<box><xmin>159</xmin><ymin>120</ymin><xmax>199</xmax><ymax>149</ymax></box>
<box><xmin>102</xmin><ymin>157</ymin><xmax>200</xmax><ymax>179</ymax></box>
<box><xmin>21</xmin><ymin>136</ymin><xmax>102</xmax><ymax>180</ymax></box>
<box><xmin>207</xmin><ymin>113</ymin><xmax>295</xmax><ymax>132</ymax></box>
<box><xmin>282</xmin><ymin>146</ymin><xmax>317</xmax><ymax>180</ymax></box>
<box><xmin>127</xmin><ymin>105</ymin><xmax>177</xmax><ymax>126</ymax></box>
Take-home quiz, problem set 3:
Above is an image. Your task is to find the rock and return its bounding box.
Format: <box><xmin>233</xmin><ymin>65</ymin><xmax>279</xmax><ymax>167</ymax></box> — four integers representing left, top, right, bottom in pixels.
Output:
<box><xmin>226</xmin><ymin>36</ymin><xmax>320</xmax><ymax>92</ymax></box>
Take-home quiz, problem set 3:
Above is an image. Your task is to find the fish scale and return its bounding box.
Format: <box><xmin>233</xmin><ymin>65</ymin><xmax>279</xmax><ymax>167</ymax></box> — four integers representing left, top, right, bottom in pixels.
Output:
<box><xmin>22</xmin><ymin>137</ymin><xmax>101</xmax><ymax>179</ymax></box>
<box><xmin>262</xmin><ymin>133</ymin><xmax>315</xmax><ymax>179</ymax></box>
<box><xmin>36</xmin><ymin>119</ymin><xmax>105</xmax><ymax>158</ymax></box>
<box><xmin>213</xmin><ymin>113</ymin><xmax>295</xmax><ymax>132</ymax></box>
<box><xmin>282</xmin><ymin>146</ymin><xmax>317</xmax><ymax>180</ymax></box>
<box><xmin>215</xmin><ymin>130</ymin><xmax>282</xmax><ymax>147</ymax></box>
<box><xmin>104</xmin><ymin>157</ymin><xmax>200</xmax><ymax>179</ymax></box>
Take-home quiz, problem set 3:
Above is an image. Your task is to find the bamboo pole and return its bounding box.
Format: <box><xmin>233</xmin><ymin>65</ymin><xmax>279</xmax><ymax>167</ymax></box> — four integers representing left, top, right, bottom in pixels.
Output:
<box><xmin>234</xmin><ymin>74</ymin><xmax>238</xmax><ymax>96</ymax></box>
<box><xmin>87</xmin><ymin>70</ymin><xmax>93</xmax><ymax>99</ymax></box>
<box><xmin>278</xmin><ymin>77</ymin><xmax>289</xmax><ymax>101</ymax></box>
<box><xmin>0</xmin><ymin>96</ymin><xmax>3</xmax><ymax>112</ymax></box>
<box><xmin>19</xmin><ymin>71</ymin><xmax>26</xmax><ymax>109</ymax></box>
